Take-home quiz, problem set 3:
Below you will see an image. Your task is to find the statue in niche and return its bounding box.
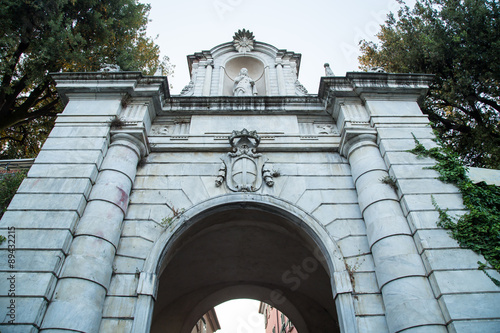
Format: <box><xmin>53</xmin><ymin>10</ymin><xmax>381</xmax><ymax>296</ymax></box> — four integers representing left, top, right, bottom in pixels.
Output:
<box><xmin>233</xmin><ymin>68</ymin><xmax>258</xmax><ymax>96</ymax></box>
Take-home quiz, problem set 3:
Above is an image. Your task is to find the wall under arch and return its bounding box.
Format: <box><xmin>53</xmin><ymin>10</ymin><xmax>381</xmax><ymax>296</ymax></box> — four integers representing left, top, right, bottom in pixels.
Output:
<box><xmin>131</xmin><ymin>194</ymin><xmax>358</xmax><ymax>333</ymax></box>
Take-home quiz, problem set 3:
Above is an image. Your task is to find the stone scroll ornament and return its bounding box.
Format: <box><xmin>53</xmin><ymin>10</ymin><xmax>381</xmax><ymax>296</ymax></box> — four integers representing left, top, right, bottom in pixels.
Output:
<box><xmin>215</xmin><ymin>129</ymin><xmax>274</xmax><ymax>192</ymax></box>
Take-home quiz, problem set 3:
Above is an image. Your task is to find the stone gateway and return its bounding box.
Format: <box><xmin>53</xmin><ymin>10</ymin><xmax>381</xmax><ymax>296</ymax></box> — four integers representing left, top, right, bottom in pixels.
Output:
<box><xmin>1</xmin><ymin>30</ymin><xmax>499</xmax><ymax>333</ymax></box>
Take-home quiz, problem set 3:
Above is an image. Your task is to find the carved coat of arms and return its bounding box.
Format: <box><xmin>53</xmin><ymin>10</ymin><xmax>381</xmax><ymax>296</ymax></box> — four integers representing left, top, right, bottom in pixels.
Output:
<box><xmin>215</xmin><ymin>129</ymin><xmax>274</xmax><ymax>192</ymax></box>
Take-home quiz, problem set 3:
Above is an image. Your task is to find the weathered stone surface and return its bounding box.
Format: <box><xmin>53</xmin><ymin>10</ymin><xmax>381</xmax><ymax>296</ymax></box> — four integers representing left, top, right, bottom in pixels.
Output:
<box><xmin>0</xmin><ymin>250</ymin><xmax>64</xmax><ymax>274</ymax></box>
<box><xmin>377</xmin><ymin>127</ymin><xmax>434</xmax><ymax>140</ymax></box>
<box><xmin>421</xmin><ymin>249</ymin><xmax>483</xmax><ymax>272</ymax></box>
<box><xmin>42</xmin><ymin>137</ymin><xmax>108</xmax><ymax>151</ymax></box>
<box><xmin>389</xmin><ymin>164</ymin><xmax>439</xmax><ymax>181</ymax></box>
<box><xmin>325</xmin><ymin>219</ymin><xmax>367</xmax><ymax>241</ymax></box>
<box><xmin>0</xmin><ymin>211</ymin><xmax>79</xmax><ymax>230</ymax></box>
<box><xmin>28</xmin><ymin>163</ymin><xmax>98</xmax><ymax>181</ymax></box>
<box><xmin>108</xmin><ymin>274</ymin><xmax>138</xmax><ymax>296</ymax></box>
<box><xmin>313</xmin><ymin>204</ymin><xmax>363</xmax><ymax>224</ymax></box>
<box><xmin>116</xmin><ymin>237</ymin><xmax>154</xmax><ymax>260</ymax></box>
<box><xmin>113</xmin><ymin>255</ymin><xmax>145</xmax><ymax>274</ymax></box>
<box><xmin>102</xmin><ymin>296</ymin><xmax>136</xmax><ymax>318</ymax></box>
<box><xmin>62</xmin><ymin>99</ymin><xmax>122</xmax><ymax>116</ymax></box>
<box><xmin>296</xmin><ymin>189</ymin><xmax>358</xmax><ymax>213</ymax></box>
<box><xmin>354</xmin><ymin>294</ymin><xmax>385</xmax><ymax>315</ymax></box>
<box><xmin>438</xmin><ymin>293</ymin><xmax>500</xmax><ymax>322</ymax></box>
<box><xmin>18</xmin><ymin>178</ymin><xmax>93</xmax><ymax>199</ymax></box>
<box><xmin>356</xmin><ymin>316</ymin><xmax>389</xmax><ymax>333</ymax></box>
<box><xmin>99</xmin><ymin>318</ymin><xmax>133</xmax><ymax>332</ymax></box>
<box><xmin>448</xmin><ymin>319</ymin><xmax>500</xmax><ymax>333</ymax></box>
<box><xmin>0</xmin><ymin>325</ymin><xmax>38</xmax><ymax>333</ymax></box>
<box><xmin>383</xmin><ymin>151</ymin><xmax>435</xmax><ymax>166</ymax></box>
<box><xmin>49</xmin><ymin>125</ymin><xmax>109</xmax><ymax>138</ymax></box>
<box><xmin>35</xmin><ymin>149</ymin><xmax>104</xmax><ymax>166</ymax></box>
<box><xmin>126</xmin><ymin>204</ymin><xmax>172</xmax><ymax>224</ymax></box>
<box><xmin>2</xmin><ymin>229</ymin><xmax>73</xmax><ymax>253</ymax></box>
<box><xmin>0</xmin><ymin>297</ymin><xmax>46</xmax><ymax>325</ymax></box>
<box><xmin>41</xmin><ymin>278</ymin><xmax>106</xmax><ymax>332</ymax></box>
<box><xmin>382</xmin><ymin>277</ymin><xmax>446</xmax><ymax>332</ymax></box>
<box><xmin>0</xmin><ymin>272</ymin><xmax>56</xmax><ymax>299</ymax></box>
<box><xmin>60</xmin><ymin>236</ymin><xmax>115</xmax><ymax>288</ymax></box>
<box><xmin>345</xmin><ymin>254</ymin><xmax>375</xmax><ymax>273</ymax></box>
<box><xmin>338</xmin><ymin>236</ymin><xmax>371</xmax><ymax>257</ymax></box>
<box><xmin>401</xmin><ymin>193</ymin><xmax>465</xmax><ymax>215</ymax></box>
<box><xmin>122</xmin><ymin>220</ymin><xmax>163</xmax><ymax>242</ymax></box>
<box><xmin>468</xmin><ymin>167</ymin><xmax>500</xmax><ymax>186</ymax></box>
<box><xmin>398</xmin><ymin>179</ymin><xmax>459</xmax><ymax>195</ymax></box>
<box><xmin>74</xmin><ymin>201</ymin><xmax>125</xmax><ymax>247</ymax></box>
<box><xmin>379</xmin><ymin>138</ymin><xmax>437</xmax><ymax>155</ymax></box>
<box><xmin>414</xmin><ymin>230</ymin><xmax>460</xmax><ymax>254</ymax></box>
<box><xmin>429</xmin><ymin>270</ymin><xmax>500</xmax><ymax>297</ymax></box>
<box><xmin>190</xmin><ymin>115</ymin><xmax>300</xmax><ymax>134</ymax></box>
<box><xmin>8</xmin><ymin>193</ymin><xmax>87</xmax><ymax>216</ymax></box>
<box><xmin>366</xmin><ymin>100</ymin><xmax>424</xmax><ymax>116</ymax></box>
<box><xmin>352</xmin><ymin>272</ymin><xmax>381</xmax><ymax>294</ymax></box>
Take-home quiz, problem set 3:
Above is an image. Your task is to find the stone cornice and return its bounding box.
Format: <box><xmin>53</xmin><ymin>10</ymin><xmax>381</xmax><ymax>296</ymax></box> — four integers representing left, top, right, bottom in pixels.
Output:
<box><xmin>51</xmin><ymin>72</ymin><xmax>170</xmax><ymax>106</ymax></box>
<box><xmin>161</xmin><ymin>95</ymin><xmax>324</xmax><ymax>114</ymax></box>
<box><xmin>318</xmin><ymin>72</ymin><xmax>435</xmax><ymax>101</ymax></box>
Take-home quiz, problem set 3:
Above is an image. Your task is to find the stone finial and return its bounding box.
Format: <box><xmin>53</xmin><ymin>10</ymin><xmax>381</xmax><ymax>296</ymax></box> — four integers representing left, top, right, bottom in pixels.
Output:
<box><xmin>369</xmin><ymin>66</ymin><xmax>386</xmax><ymax>73</ymax></box>
<box><xmin>324</xmin><ymin>63</ymin><xmax>334</xmax><ymax>76</ymax></box>
<box><xmin>233</xmin><ymin>29</ymin><xmax>255</xmax><ymax>53</ymax></box>
<box><xmin>100</xmin><ymin>64</ymin><xmax>121</xmax><ymax>72</ymax></box>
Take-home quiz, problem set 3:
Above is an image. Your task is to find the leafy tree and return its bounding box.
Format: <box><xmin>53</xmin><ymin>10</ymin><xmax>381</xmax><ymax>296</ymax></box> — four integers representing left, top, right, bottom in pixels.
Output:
<box><xmin>0</xmin><ymin>171</ymin><xmax>27</xmax><ymax>219</ymax></box>
<box><xmin>0</xmin><ymin>0</ymin><xmax>172</xmax><ymax>159</ymax></box>
<box><xmin>359</xmin><ymin>0</ymin><xmax>500</xmax><ymax>168</ymax></box>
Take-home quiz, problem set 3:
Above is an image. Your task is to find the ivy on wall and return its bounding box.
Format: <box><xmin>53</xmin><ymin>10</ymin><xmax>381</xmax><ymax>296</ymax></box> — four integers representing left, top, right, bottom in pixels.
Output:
<box><xmin>409</xmin><ymin>138</ymin><xmax>500</xmax><ymax>285</ymax></box>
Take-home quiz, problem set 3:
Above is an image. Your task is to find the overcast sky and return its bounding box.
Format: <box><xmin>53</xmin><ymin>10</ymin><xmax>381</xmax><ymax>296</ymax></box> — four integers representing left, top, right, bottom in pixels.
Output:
<box><xmin>142</xmin><ymin>0</ymin><xmax>416</xmax><ymax>95</ymax></box>
<box><xmin>139</xmin><ymin>1</ymin><xmax>415</xmax><ymax>331</ymax></box>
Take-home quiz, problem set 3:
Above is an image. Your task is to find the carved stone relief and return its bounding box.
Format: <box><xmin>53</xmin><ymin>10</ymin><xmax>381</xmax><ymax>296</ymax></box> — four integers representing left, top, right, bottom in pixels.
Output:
<box><xmin>215</xmin><ymin>129</ymin><xmax>274</xmax><ymax>192</ymax></box>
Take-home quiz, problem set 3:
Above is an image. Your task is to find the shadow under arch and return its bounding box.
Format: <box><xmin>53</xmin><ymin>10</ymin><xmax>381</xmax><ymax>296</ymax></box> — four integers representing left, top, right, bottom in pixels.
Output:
<box><xmin>131</xmin><ymin>193</ymin><xmax>357</xmax><ymax>333</ymax></box>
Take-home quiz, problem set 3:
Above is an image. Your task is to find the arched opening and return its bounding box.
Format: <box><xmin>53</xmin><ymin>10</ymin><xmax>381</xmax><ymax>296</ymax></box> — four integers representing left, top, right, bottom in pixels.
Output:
<box><xmin>223</xmin><ymin>56</ymin><xmax>266</xmax><ymax>96</ymax></box>
<box><xmin>133</xmin><ymin>195</ymin><xmax>356</xmax><ymax>333</ymax></box>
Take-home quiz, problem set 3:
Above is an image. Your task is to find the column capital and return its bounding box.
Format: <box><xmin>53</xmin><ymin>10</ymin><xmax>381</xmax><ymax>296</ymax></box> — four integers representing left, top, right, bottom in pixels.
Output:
<box><xmin>110</xmin><ymin>131</ymin><xmax>148</xmax><ymax>158</ymax></box>
<box><xmin>339</xmin><ymin>128</ymin><xmax>377</xmax><ymax>158</ymax></box>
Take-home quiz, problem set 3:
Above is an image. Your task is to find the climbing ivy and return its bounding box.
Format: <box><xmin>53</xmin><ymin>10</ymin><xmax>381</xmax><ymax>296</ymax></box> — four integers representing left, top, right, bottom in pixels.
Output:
<box><xmin>409</xmin><ymin>138</ymin><xmax>500</xmax><ymax>285</ymax></box>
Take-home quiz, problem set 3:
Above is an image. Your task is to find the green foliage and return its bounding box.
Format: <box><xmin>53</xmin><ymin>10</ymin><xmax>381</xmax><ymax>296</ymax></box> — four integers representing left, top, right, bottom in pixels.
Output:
<box><xmin>360</xmin><ymin>0</ymin><xmax>500</xmax><ymax>168</ymax></box>
<box><xmin>380</xmin><ymin>175</ymin><xmax>398</xmax><ymax>191</ymax></box>
<box><xmin>160</xmin><ymin>207</ymin><xmax>185</xmax><ymax>229</ymax></box>
<box><xmin>0</xmin><ymin>171</ymin><xmax>27</xmax><ymax>219</ymax></box>
<box><xmin>409</xmin><ymin>138</ymin><xmax>500</xmax><ymax>282</ymax></box>
<box><xmin>0</xmin><ymin>0</ymin><xmax>172</xmax><ymax>158</ymax></box>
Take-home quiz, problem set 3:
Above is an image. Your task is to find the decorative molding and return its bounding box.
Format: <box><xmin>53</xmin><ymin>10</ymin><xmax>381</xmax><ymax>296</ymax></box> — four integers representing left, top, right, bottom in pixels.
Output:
<box><xmin>233</xmin><ymin>29</ymin><xmax>255</xmax><ymax>53</ymax></box>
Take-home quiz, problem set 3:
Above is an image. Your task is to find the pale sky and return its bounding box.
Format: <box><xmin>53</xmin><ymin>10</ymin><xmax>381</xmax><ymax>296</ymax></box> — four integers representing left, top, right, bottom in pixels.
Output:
<box><xmin>140</xmin><ymin>1</ymin><xmax>415</xmax><ymax>331</ymax></box>
<box><xmin>142</xmin><ymin>0</ymin><xmax>416</xmax><ymax>95</ymax></box>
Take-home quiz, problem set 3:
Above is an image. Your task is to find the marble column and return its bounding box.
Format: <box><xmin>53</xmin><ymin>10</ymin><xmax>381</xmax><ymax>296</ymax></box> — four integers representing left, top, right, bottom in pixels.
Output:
<box><xmin>343</xmin><ymin>133</ymin><xmax>446</xmax><ymax>333</ymax></box>
<box><xmin>41</xmin><ymin>133</ymin><xmax>146</xmax><ymax>332</ymax></box>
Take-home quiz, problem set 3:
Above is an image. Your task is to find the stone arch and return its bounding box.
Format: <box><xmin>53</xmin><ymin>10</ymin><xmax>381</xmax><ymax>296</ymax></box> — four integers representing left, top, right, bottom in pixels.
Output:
<box><xmin>222</xmin><ymin>55</ymin><xmax>267</xmax><ymax>95</ymax></box>
<box><xmin>131</xmin><ymin>193</ymin><xmax>357</xmax><ymax>333</ymax></box>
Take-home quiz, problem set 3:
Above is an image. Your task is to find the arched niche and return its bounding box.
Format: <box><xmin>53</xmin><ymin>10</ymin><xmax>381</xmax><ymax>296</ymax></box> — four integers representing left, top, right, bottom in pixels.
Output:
<box><xmin>223</xmin><ymin>56</ymin><xmax>267</xmax><ymax>96</ymax></box>
<box><xmin>132</xmin><ymin>194</ymin><xmax>358</xmax><ymax>333</ymax></box>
